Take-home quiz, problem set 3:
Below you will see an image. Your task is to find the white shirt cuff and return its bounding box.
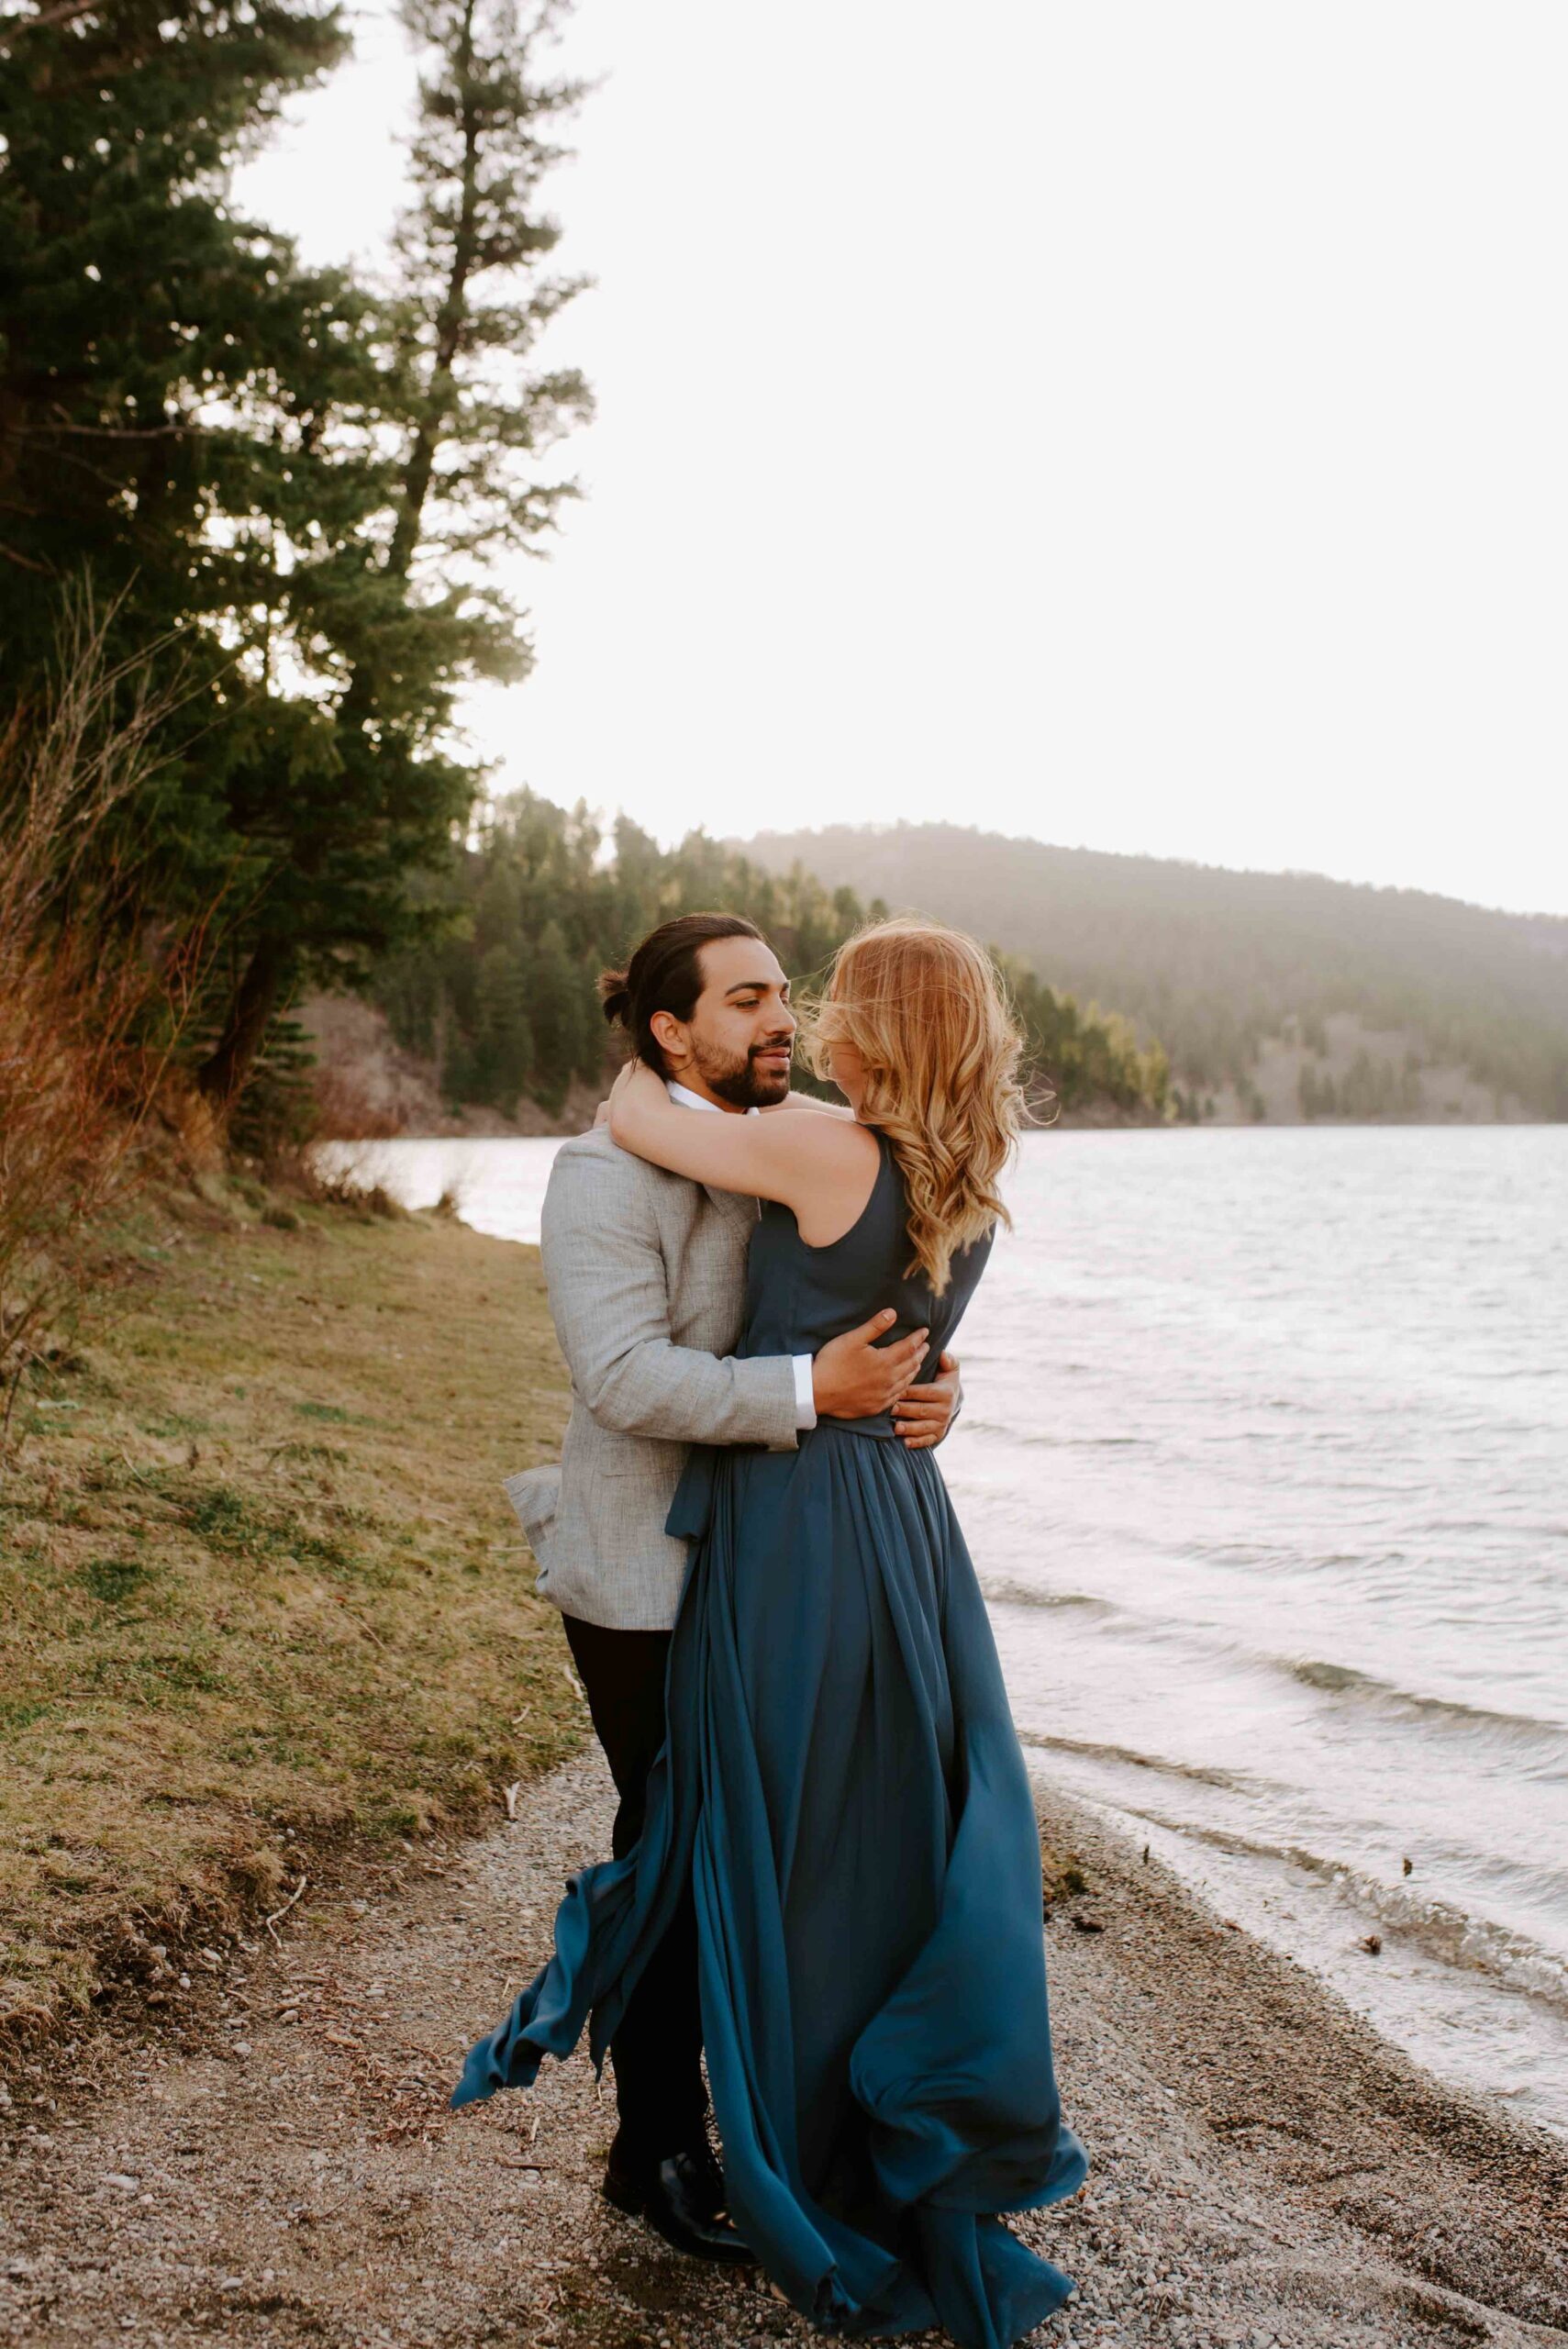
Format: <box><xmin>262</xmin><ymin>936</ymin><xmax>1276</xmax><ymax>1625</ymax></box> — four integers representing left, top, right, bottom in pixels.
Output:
<box><xmin>792</xmin><ymin>1353</ymin><xmax>817</xmax><ymax>1431</ymax></box>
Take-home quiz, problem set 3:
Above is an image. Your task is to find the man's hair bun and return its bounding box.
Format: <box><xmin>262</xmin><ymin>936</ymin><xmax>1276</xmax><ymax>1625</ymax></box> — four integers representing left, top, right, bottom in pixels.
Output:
<box><xmin>598</xmin><ymin>968</ymin><xmax>632</xmax><ymax>1029</ymax></box>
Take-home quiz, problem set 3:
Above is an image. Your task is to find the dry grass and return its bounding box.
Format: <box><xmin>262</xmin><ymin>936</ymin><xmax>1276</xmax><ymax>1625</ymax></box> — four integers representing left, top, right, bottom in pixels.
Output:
<box><xmin>0</xmin><ymin>588</ymin><xmax>207</xmax><ymax>1448</ymax></box>
<box><xmin>0</xmin><ymin>1185</ymin><xmax>579</xmax><ymax>2060</ymax></box>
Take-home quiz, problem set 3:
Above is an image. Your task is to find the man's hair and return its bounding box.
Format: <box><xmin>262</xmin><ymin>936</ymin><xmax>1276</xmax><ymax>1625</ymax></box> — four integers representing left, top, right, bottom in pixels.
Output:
<box><xmin>599</xmin><ymin>912</ymin><xmax>768</xmax><ymax>1080</ymax></box>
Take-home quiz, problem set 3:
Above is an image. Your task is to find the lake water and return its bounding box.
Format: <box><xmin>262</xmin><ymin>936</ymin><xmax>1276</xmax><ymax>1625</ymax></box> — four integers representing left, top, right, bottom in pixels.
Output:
<box><xmin>324</xmin><ymin>1127</ymin><xmax>1568</xmax><ymax>2134</ymax></box>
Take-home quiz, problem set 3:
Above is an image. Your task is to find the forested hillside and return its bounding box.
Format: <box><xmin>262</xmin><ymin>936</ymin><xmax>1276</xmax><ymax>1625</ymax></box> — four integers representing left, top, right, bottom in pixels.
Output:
<box><xmin>364</xmin><ymin>796</ymin><xmax>1172</xmax><ymax>1126</ymax></box>
<box><xmin>738</xmin><ymin>826</ymin><xmax>1568</xmax><ymax>1121</ymax></box>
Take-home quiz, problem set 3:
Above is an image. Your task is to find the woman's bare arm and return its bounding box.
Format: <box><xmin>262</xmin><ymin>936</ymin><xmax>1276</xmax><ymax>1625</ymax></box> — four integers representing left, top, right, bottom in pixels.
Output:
<box><xmin>607</xmin><ymin>1061</ymin><xmax>878</xmax><ymax>1239</ymax></box>
<box><xmin>760</xmin><ymin>1090</ymin><xmax>855</xmax><ymax>1120</ymax></box>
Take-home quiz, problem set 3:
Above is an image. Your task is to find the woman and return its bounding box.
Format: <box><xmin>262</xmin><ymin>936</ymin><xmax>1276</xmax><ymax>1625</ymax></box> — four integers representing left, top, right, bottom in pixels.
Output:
<box><xmin>452</xmin><ymin>918</ymin><xmax>1086</xmax><ymax>2349</ymax></box>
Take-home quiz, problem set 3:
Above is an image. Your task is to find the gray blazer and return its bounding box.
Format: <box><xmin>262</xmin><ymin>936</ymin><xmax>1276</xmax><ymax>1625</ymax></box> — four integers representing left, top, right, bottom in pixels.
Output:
<box><xmin>505</xmin><ymin>1127</ymin><xmax>797</xmax><ymax>1630</ymax></box>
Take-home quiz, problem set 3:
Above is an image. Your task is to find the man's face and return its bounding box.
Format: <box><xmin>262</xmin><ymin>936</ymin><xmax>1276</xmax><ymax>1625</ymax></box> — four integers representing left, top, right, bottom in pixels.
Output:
<box><xmin>653</xmin><ymin>935</ymin><xmax>795</xmax><ymax>1109</ymax></box>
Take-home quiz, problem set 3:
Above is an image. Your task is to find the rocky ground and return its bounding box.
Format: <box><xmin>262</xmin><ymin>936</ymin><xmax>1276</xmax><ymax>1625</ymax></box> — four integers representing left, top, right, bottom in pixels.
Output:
<box><xmin>3</xmin><ymin>1749</ymin><xmax>1564</xmax><ymax>2349</ymax></box>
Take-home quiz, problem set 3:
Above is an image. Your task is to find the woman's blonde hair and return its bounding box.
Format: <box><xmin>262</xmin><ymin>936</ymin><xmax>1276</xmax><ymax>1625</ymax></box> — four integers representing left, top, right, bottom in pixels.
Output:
<box><xmin>803</xmin><ymin>917</ymin><xmax>1026</xmax><ymax>1296</ymax></box>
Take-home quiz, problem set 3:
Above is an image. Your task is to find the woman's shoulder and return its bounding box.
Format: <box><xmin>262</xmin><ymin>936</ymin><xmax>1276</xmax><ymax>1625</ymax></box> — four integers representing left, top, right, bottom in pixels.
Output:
<box><xmin>762</xmin><ymin>1108</ymin><xmax>882</xmax><ymax>1174</ymax></box>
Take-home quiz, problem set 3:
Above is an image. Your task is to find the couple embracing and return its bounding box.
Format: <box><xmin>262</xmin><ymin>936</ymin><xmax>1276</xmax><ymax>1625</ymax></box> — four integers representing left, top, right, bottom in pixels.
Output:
<box><xmin>452</xmin><ymin>911</ymin><xmax>1086</xmax><ymax>2349</ymax></box>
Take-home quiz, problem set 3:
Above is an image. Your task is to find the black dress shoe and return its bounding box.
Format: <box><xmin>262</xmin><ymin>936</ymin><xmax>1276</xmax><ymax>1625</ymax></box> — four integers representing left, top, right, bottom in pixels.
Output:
<box><xmin>603</xmin><ymin>2144</ymin><xmax>755</xmax><ymax>2265</ymax></box>
<box><xmin>605</xmin><ymin>2127</ymin><xmax>723</xmax><ymax>2211</ymax></box>
<box><xmin>671</xmin><ymin>2137</ymin><xmax>726</xmax><ymax>2221</ymax></box>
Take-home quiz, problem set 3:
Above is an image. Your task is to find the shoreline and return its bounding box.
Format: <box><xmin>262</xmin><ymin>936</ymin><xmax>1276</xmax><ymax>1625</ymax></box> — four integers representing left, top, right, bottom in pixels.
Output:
<box><xmin>1058</xmin><ymin>1762</ymin><xmax>1568</xmax><ymax>2145</ymax></box>
<box><xmin>320</xmin><ymin>1115</ymin><xmax>1567</xmax><ymax>1151</ymax></box>
<box><xmin>4</xmin><ymin>1743</ymin><xmax>1563</xmax><ymax>2347</ymax></box>
<box><xmin>1029</xmin><ymin>1773</ymin><xmax>1568</xmax><ymax>2342</ymax></box>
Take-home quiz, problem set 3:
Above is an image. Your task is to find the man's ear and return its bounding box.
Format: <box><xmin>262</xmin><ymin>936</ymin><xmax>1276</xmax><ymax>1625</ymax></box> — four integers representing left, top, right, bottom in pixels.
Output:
<box><xmin>648</xmin><ymin>1008</ymin><xmax>688</xmax><ymax>1069</ymax></box>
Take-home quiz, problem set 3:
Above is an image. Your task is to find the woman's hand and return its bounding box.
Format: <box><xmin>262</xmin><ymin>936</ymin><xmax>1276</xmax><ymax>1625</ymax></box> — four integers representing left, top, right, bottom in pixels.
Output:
<box><xmin>893</xmin><ymin>1351</ymin><xmax>963</xmax><ymax>1450</ymax></box>
<box><xmin>606</xmin><ymin>1056</ymin><xmax>664</xmax><ymax>1143</ymax></box>
<box><xmin>592</xmin><ymin>1057</ymin><xmax>641</xmax><ymax>1130</ymax></box>
<box><xmin>607</xmin><ymin>1054</ymin><xmax>650</xmax><ymax>1108</ymax></box>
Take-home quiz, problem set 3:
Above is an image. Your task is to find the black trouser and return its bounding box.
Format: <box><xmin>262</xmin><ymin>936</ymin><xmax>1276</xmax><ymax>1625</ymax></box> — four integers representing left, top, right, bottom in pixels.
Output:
<box><xmin>561</xmin><ymin>1611</ymin><xmax>706</xmax><ymax>2164</ymax></box>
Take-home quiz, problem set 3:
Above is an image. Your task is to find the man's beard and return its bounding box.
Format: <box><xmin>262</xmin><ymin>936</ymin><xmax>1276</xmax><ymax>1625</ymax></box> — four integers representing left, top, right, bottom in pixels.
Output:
<box><xmin>690</xmin><ymin>1034</ymin><xmax>794</xmax><ymax>1110</ymax></box>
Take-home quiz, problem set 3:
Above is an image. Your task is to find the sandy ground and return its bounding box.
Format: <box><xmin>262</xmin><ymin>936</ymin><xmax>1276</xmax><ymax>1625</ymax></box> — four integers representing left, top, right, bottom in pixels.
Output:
<box><xmin>3</xmin><ymin>1747</ymin><xmax>1564</xmax><ymax>2349</ymax></box>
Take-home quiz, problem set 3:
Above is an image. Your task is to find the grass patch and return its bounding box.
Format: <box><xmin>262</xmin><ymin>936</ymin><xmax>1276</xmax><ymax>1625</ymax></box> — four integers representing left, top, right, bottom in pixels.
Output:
<box><xmin>0</xmin><ymin>1186</ymin><xmax>576</xmax><ymax>2057</ymax></box>
<box><xmin>0</xmin><ymin>1701</ymin><xmax>50</xmax><ymax>1739</ymax></box>
<box><xmin>80</xmin><ymin>1556</ymin><xmax>151</xmax><ymax>1607</ymax></box>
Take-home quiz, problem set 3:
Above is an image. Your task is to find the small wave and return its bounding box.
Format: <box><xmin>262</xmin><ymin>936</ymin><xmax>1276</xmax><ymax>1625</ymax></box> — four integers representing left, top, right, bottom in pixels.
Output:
<box><xmin>1290</xmin><ymin>1657</ymin><xmax>1391</xmax><ymax>1694</ymax></box>
<box><xmin>1131</xmin><ymin>1814</ymin><xmax>1568</xmax><ymax>2016</ymax></box>
<box><xmin>980</xmin><ymin>1579</ymin><xmax>1118</xmax><ymax>1620</ymax></box>
<box><xmin>1017</xmin><ymin>1729</ymin><xmax>1256</xmax><ymax>1794</ymax></box>
<box><xmin>1284</xmin><ymin>1656</ymin><xmax>1568</xmax><ymax>1762</ymax></box>
<box><xmin>982</xmin><ymin>1430</ymin><xmax>1150</xmax><ymax>1452</ymax></box>
<box><xmin>987</xmin><ymin>1588</ymin><xmax>1568</xmax><ymax>1772</ymax></box>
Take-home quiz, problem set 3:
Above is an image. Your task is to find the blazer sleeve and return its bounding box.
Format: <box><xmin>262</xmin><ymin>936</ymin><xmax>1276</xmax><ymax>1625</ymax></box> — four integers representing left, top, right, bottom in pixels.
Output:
<box><xmin>539</xmin><ymin>1147</ymin><xmax>799</xmax><ymax>1450</ymax></box>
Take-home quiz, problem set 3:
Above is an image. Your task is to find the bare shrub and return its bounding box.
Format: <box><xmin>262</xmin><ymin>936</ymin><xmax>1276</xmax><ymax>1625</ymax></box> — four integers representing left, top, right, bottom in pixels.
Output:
<box><xmin>257</xmin><ymin>1141</ymin><xmax>406</xmax><ymax>1222</ymax></box>
<box><xmin>309</xmin><ymin>1064</ymin><xmax>406</xmax><ymax>1144</ymax></box>
<box><xmin>0</xmin><ymin>590</ymin><xmax>205</xmax><ymax>1457</ymax></box>
<box><xmin>310</xmin><ymin>1170</ymin><xmax>402</xmax><ymax>1221</ymax></box>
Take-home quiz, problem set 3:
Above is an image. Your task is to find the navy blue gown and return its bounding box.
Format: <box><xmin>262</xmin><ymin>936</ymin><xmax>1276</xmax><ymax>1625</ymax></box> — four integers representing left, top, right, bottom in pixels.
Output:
<box><xmin>453</xmin><ymin>1131</ymin><xmax>1087</xmax><ymax>2348</ymax></box>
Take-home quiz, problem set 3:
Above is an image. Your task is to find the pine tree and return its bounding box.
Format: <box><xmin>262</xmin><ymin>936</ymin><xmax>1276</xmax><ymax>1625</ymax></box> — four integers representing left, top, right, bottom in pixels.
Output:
<box><xmin>524</xmin><ymin>917</ymin><xmax>581</xmax><ymax>1111</ymax></box>
<box><xmin>195</xmin><ymin>0</ymin><xmax>594</xmax><ymax>1106</ymax></box>
<box><xmin>0</xmin><ymin>0</ymin><xmax>350</xmax><ymax>647</ymax></box>
<box><xmin>384</xmin><ymin>0</ymin><xmax>591</xmax><ymax>595</ymax></box>
<box><xmin>0</xmin><ymin>0</ymin><xmax>461</xmax><ymax>1105</ymax></box>
<box><xmin>0</xmin><ymin>0</ymin><xmax>593</xmax><ymax>1120</ymax></box>
<box><xmin>472</xmin><ymin>941</ymin><xmax>533</xmax><ymax>1108</ymax></box>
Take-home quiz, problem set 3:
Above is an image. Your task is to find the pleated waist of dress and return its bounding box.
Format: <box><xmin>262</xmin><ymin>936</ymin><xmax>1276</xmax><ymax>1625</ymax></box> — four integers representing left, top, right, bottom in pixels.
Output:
<box><xmin>664</xmin><ymin>1416</ymin><xmax>905</xmax><ymax>1544</ymax></box>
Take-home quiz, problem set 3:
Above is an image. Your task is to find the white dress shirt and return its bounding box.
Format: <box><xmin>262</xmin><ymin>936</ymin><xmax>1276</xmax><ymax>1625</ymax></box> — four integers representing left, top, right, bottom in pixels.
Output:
<box><xmin>666</xmin><ymin>1079</ymin><xmax>817</xmax><ymax>1430</ymax></box>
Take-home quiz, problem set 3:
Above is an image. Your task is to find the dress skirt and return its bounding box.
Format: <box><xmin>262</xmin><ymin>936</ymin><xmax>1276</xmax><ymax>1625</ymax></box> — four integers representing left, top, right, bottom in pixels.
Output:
<box><xmin>452</xmin><ymin>1427</ymin><xmax>1087</xmax><ymax>2349</ymax></box>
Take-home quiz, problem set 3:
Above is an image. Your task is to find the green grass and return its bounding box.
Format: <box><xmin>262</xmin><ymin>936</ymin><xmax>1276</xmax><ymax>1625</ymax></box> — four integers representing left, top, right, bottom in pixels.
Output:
<box><xmin>79</xmin><ymin>1555</ymin><xmax>152</xmax><ymax>1606</ymax></box>
<box><xmin>0</xmin><ymin>1180</ymin><xmax>577</xmax><ymax>2053</ymax></box>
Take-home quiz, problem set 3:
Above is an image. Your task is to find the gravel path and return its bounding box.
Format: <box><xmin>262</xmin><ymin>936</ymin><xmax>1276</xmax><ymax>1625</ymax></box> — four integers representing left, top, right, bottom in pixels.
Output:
<box><xmin>3</xmin><ymin>1749</ymin><xmax>1563</xmax><ymax>2349</ymax></box>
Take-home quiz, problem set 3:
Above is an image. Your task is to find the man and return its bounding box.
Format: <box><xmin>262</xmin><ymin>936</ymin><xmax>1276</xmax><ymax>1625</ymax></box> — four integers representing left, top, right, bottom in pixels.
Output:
<box><xmin>506</xmin><ymin>913</ymin><xmax>962</xmax><ymax>2262</ymax></box>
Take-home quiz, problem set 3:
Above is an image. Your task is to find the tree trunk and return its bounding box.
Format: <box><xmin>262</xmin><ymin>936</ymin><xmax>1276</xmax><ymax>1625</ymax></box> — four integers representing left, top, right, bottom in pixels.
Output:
<box><xmin>386</xmin><ymin>0</ymin><xmax>482</xmax><ymax>583</ymax></box>
<box><xmin>195</xmin><ymin>936</ymin><xmax>290</xmax><ymax>1111</ymax></box>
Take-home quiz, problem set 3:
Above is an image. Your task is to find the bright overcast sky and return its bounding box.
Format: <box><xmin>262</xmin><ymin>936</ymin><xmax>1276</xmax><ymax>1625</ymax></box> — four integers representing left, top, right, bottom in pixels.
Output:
<box><xmin>235</xmin><ymin>1</ymin><xmax>1568</xmax><ymax>918</ymax></box>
